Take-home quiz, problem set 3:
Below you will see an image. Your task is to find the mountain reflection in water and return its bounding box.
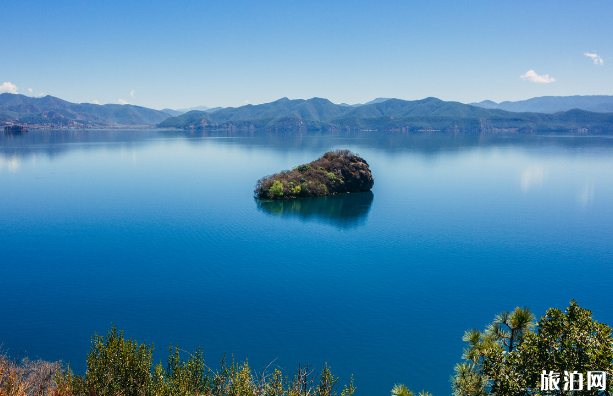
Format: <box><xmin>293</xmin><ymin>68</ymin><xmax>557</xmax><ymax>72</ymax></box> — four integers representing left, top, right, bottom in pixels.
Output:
<box><xmin>256</xmin><ymin>191</ymin><xmax>374</xmax><ymax>229</ymax></box>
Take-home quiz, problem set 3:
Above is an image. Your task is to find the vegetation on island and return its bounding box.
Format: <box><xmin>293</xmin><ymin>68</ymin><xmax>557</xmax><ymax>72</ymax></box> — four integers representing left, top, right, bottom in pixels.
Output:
<box><xmin>1</xmin><ymin>301</ymin><xmax>611</xmax><ymax>396</ymax></box>
<box><xmin>254</xmin><ymin>150</ymin><xmax>374</xmax><ymax>200</ymax></box>
<box><xmin>3</xmin><ymin>125</ymin><xmax>27</xmax><ymax>134</ymax></box>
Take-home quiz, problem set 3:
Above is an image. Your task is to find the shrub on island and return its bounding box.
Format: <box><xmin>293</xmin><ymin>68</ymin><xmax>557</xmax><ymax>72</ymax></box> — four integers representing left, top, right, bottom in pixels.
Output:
<box><xmin>255</xmin><ymin>150</ymin><xmax>374</xmax><ymax>200</ymax></box>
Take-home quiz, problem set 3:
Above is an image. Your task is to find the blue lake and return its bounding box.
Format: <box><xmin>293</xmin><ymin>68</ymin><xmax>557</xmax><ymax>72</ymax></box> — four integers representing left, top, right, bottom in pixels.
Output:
<box><xmin>1</xmin><ymin>129</ymin><xmax>613</xmax><ymax>396</ymax></box>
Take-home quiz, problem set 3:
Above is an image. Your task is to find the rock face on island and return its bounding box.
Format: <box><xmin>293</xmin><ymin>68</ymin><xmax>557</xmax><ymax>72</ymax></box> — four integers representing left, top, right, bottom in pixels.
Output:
<box><xmin>255</xmin><ymin>150</ymin><xmax>374</xmax><ymax>200</ymax></box>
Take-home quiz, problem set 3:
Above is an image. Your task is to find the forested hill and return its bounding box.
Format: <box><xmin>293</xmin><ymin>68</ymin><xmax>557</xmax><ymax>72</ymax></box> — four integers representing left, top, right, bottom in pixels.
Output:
<box><xmin>0</xmin><ymin>93</ymin><xmax>173</xmax><ymax>127</ymax></box>
<box><xmin>157</xmin><ymin>97</ymin><xmax>613</xmax><ymax>133</ymax></box>
<box><xmin>4</xmin><ymin>93</ymin><xmax>613</xmax><ymax>132</ymax></box>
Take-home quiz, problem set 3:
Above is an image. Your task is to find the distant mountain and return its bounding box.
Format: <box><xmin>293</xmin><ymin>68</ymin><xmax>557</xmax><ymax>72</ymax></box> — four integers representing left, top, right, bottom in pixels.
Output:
<box><xmin>177</xmin><ymin>105</ymin><xmax>211</xmax><ymax>113</ymax></box>
<box><xmin>161</xmin><ymin>108</ymin><xmax>184</xmax><ymax>117</ymax></box>
<box><xmin>203</xmin><ymin>107</ymin><xmax>223</xmax><ymax>113</ymax></box>
<box><xmin>162</xmin><ymin>105</ymin><xmax>224</xmax><ymax>116</ymax></box>
<box><xmin>338</xmin><ymin>97</ymin><xmax>391</xmax><ymax>107</ymax></box>
<box><xmin>365</xmin><ymin>97</ymin><xmax>391</xmax><ymax>105</ymax></box>
<box><xmin>158</xmin><ymin>96</ymin><xmax>613</xmax><ymax>134</ymax></box>
<box><xmin>159</xmin><ymin>97</ymin><xmax>347</xmax><ymax>129</ymax></box>
<box><xmin>470</xmin><ymin>100</ymin><xmax>498</xmax><ymax>109</ymax></box>
<box><xmin>5</xmin><ymin>92</ymin><xmax>612</xmax><ymax>133</ymax></box>
<box><xmin>470</xmin><ymin>95</ymin><xmax>613</xmax><ymax>113</ymax></box>
<box><xmin>0</xmin><ymin>93</ymin><xmax>172</xmax><ymax>127</ymax></box>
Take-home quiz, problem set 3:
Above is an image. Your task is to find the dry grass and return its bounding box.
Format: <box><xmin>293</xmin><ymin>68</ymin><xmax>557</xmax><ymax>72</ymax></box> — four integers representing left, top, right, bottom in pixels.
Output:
<box><xmin>0</xmin><ymin>352</ymin><xmax>62</xmax><ymax>396</ymax></box>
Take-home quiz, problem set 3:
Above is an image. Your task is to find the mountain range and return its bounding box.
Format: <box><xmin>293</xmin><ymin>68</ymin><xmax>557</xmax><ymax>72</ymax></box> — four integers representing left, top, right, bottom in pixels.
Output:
<box><xmin>3</xmin><ymin>93</ymin><xmax>613</xmax><ymax>133</ymax></box>
<box><xmin>0</xmin><ymin>93</ymin><xmax>172</xmax><ymax>127</ymax></box>
<box><xmin>158</xmin><ymin>96</ymin><xmax>613</xmax><ymax>133</ymax></box>
<box><xmin>470</xmin><ymin>95</ymin><xmax>613</xmax><ymax>114</ymax></box>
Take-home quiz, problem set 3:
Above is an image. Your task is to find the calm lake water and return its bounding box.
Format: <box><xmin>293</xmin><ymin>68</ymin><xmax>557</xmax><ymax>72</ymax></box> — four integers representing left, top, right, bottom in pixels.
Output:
<box><xmin>1</xmin><ymin>129</ymin><xmax>613</xmax><ymax>396</ymax></box>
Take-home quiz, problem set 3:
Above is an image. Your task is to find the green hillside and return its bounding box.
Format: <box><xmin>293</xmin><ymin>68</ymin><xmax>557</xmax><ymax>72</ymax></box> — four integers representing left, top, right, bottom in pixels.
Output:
<box><xmin>0</xmin><ymin>93</ymin><xmax>173</xmax><ymax>127</ymax></box>
<box><xmin>5</xmin><ymin>92</ymin><xmax>613</xmax><ymax>132</ymax></box>
<box><xmin>158</xmin><ymin>97</ymin><xmax>613</xmax><ymax>133</ymax></box>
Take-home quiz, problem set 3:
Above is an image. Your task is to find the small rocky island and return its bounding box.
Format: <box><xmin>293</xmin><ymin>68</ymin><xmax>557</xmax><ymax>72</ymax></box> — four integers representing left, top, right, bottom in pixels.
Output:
<box><xmin>255</xmin><ymin>150</ymin><xmax>374</xmax><ymax>200</ymax></box>
<box><xmin>4</xmin><ymin>125</ymin><xmax>28</xmax><ymax>134</ymax></box>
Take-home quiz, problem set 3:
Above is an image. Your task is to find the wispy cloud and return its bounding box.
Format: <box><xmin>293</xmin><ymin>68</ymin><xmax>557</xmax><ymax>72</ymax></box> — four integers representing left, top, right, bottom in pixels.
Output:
<box><xmin>0</xmin><ymin>82</ymin><xmax>18</xmax><ymax>94</ymax></box>
<box><xmin>25</xmin><ymin>87</ymin><xmax>46</xmax><ymax>97</ymax></box>
<box><xmin>118</xmin><ymin>99</ymin><xmax>130</xmax><ymax>105</ymax></box>
<box><xmin>93</xmin><ymin>100</ymin><xmax>100</xmax><ymax>104</ymax></box>
<box><xmin>584</xmin><ymin>52</ymin><xmax>604</xmax><ymax>66</ymax></box>
<box><xmin>130</xmin><ymin>90</ymin><xmax>135</xmax><ymax>98</ymax></box>
<box><xmin>520</xmin><ymin>70</ymin><xmax>555</xmax><ymax>83</ymax></box>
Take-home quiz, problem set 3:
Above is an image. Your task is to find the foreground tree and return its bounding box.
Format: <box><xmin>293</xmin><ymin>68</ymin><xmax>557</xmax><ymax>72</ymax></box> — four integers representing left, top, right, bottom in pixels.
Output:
<box><xmin>391</xmin><ymin>384</ymin><xmax>433</xmax><ymax>396</ymax></box>
<box><xmin>452</xmin><ymin>301</ymin><xmax>613</xmax><ymax>396</ymax></box>
<box><xmin>452</xmin><ymin>307</ymin><xmax>535</xmax><ymax>396</ymax></box>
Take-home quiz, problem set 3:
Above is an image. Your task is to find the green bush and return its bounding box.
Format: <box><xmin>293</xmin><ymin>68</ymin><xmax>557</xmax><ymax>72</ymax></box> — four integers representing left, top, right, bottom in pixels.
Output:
<box><xmin>84</xmin><ymin>325</ymin><xmax>153</xmax><ymax>396</ymax></box>
<box><xmin>54</xmin><ymin>326</ymin><xmax>356</xmax><ymax>396</ymax></box>
<box><xmin>297</xmin><ymin>165</ymin><xmax>312</xmax><ymax>172</ymax></box>
<box><xmin>150</xmin><ymin>346</ymin><xmax>209</xmax><ymax>396</ymax></box>
<box><xmin>270</xmin><ymin>180</ymin><xmax>284</xmax><ymax>197</ymax></box>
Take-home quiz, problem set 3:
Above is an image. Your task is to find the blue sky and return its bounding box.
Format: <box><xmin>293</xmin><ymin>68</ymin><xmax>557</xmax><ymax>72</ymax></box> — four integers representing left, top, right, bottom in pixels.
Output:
<box><xmin>2</xmin><ymin>0</ymin><xmax>612</xmax><ymax>109</ymax></box>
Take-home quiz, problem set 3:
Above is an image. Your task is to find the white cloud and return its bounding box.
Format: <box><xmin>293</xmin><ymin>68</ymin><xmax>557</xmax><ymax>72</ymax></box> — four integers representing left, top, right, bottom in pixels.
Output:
<box><xmin>130</xmin><ymin>90</ymin><xmax>135</xmax><ymax>98</ymax></box>
<box><xmin>25</xmin><ymin>87</ymin><xmax>45</xmax><ymax>97</ymax></box>
<box><xmin>93</xmin><ymin>100</ymin><xmax>100</xmax><ymax>104</ymax></box>
<box><xmin>520</xmin><ymin>70</ymin><xmax>555</xmax><ymax>83</ymax></box>
<box><xmin>0</xmin><ymin>82</ymin><xmax>18</xmax><ymax>94</ymax></box>
<box><xmin>118</xmin><ymin>99</ymin><xmax>130</xmax><ymax>105</ymax></box>
<box><xmin>584</xmin><ymin>52</ymin><xmax>604</xmax><ymax>66</ymax></box>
